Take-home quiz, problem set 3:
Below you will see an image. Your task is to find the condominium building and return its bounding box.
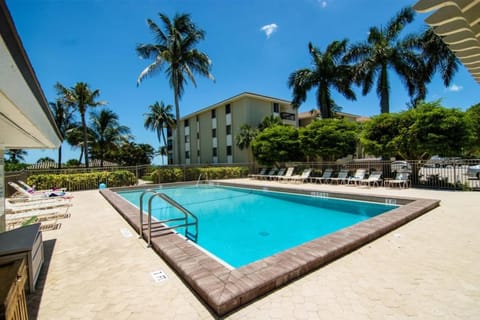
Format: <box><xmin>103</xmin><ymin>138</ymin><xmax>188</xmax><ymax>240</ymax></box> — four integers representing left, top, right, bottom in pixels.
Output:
<box><xmin>167</xmin><ymin>92</ymin><xmax>297</xmax><ymax>165</ymax></box>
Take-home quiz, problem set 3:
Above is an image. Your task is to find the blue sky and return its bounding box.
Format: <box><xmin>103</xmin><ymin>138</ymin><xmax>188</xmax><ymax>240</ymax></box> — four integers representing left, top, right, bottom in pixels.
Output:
<box><xmin>6</xmin><ymin>0</ymin><xmax>480</xmax><ymax>164</ymax></box>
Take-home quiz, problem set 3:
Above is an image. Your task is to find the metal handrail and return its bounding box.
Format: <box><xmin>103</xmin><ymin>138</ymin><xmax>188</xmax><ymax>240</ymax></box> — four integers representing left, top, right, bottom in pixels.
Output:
<box><xmin>139</xmin><ymin>189</ymin><xmax>157</xmax><ymax>239</ymax></box>
<box><xmin>145</xmin><ymin>192</ymin><xmax>198</xmax><ymax>247</ymax></box>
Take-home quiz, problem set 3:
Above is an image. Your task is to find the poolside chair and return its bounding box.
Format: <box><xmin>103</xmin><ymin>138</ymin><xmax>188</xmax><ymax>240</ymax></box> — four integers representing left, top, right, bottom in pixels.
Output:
<box><xmin>385</xmin><ymin>172</ymin><xmax>410</xmax><ymax>188</ymax></box>
<box><xmin>17</xmin><ymin>180</ymin><xmax>67</xmax><ymax>193</ymax></box>
<box><xmin>276</xmin><ymin>167</ymin><xmax>296</xmax><ymax>182</ymax></box>
<box><xmin>8</xmin><ymin>182</ymin><xmax>72</xmax><ymax>200</ymax></box>
<box><xmin>268</xmin><ymin>168</ymin><xmax>287</xmax><ymax>180</ymax></box>
<box><xmin>6</xmin><ymin>198</ymin><xmax>72</xmax><ymax>213</ymax></box>
<box><xmin>347</xmin><ymin>169</ymin><xmax>367</xmax><ymax>185</ymax></box>
<box><xmin>311</xmin><ymin>168</ymin><xmax>333</xmax><ymax>184</ymax></box>
<box><xmin>248</xmin><ymin>168</ymin><xmax>267</xmax><ymax>179</ymax></box>
<box><xmin>285</xmin><ymin>168</ymin><xmax>312</xmax><ymax>183</ymax></box>
<box><xmin>259</xmin><ymin>168</ymin><xmax>277</xmax><ymax>180</ymax></box>
<box><xmin>329</xmin><ymin>169</ymin><xmax>350</xmax><ymax>184</ymax></box>
<box><xmin>358</xmin><ymin>171</ymin><xmax>383</xmax><ymax>187</ymax></box>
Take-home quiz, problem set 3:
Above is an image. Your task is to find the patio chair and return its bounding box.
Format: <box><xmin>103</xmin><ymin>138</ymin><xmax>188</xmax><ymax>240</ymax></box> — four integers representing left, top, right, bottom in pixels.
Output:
<box><xmin>6</xmin><ymin>198</ymin><xmax>72</xmax><ymax>213</ymax></box>
<box><xmin>17</xmin><ymin>180</ymin><xmax>67</xmax><ymax>193</ymax></box>
<box><xmin>8</xmin><ymin>182</ymin><xmax>72</xmax><ymax>200</ymax></box>
<box><xmin>268</xmin><ymin>168</ymin><xmax>287</xmax><ymax>180</ymax></box>
<box><xmin>311</xmin><ymin>168</ymin><xmax>333</xmax><ymax>184</ymax></box>
<box><xmin>385</xmin><ymin>172</ymin><xmax>410</xmax><ymax>188</ymax></box>
<box><xmin>276</xmin><ymin>167</ymin><xmax>296</xmax><ymax>182</ymax></box>
<box><xmin>259</xmin><ymin>168</ymin><xmax>278</xmax><ymax>180</ymax></box>
<box><xmin>248</xmin><ymin>168</ymin><xmax>267</xmax><ymax>179</ymax></box>
<box><xmin>358</xmin><ymin>171</ymin><xmax>383</xmax><ymax>187</ymax></box>
<box><xmin>347</xmin><ymin>169</ymin><xmax>367</xmax><ymax>185</ymax></box>
<box><xmin>285</xmin><ymin>168</ymin><xmax>312</xmax><ymax>183</ymax></box>
<box><xmin>329</xmin><ymin>169</ymin><xmax>350</xmax><ymax>184</ymax></box>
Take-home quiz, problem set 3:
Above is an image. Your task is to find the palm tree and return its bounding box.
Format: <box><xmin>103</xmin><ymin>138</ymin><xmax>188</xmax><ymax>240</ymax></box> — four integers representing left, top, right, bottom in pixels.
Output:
<box><xmin>258</xmin><ymin>115</ymin><xmax>283</xmax><ymax>131</ymax></box>
<box><xmin>65</xmin><ymin>126</ymin><xmax>86</xmax><ymax>164</ymax></box>
<box><xmin>157</xmin><ymin>146</ymin><xmax>168</xmax><ymax>165</ymax></box>
<box><xmin>235</xmin><ymin>124</ymin><xmax>258</xmax><ymax>163</ymax></box>
<box><xmin>49</xmin><ymin>97</ymin><xmax>76</xmax><ymax>169</ymax></box>
<box><xmin>136</xmin><ymin>12</ymin><xmax>214</xmax><ymax>163</ymax></box>
<box><xmin>144</xmin><ymin>101</ymin><xmax>175</xmax><ymax>152</ymax></box>
<box><xmin>403</xmin><ymin>27</ymin><xmax>459</xmax><ymax>106</ymax></box>
<box><xmin>89</xmin><ymin>109</ymin><xmax>131</xmax><ymax>167</ymax></box>
<box><xmin>288</xmin><ymin>40</ymin><xmax>356</xmax><ymax>119</ymax></box>
<box><xmin>55</xmin><ymin>82</ymin><xmax>105</xmax><ymax>168</ymax></box>
<box><xmin>344</xmin><ymin>7</ymin><xmax>416</xmax><ymax>114</ymax></box>
<box><xmin>5</xmin><ymin>149</ymin><xmax>27</xmax><ymax>163</ymax></box>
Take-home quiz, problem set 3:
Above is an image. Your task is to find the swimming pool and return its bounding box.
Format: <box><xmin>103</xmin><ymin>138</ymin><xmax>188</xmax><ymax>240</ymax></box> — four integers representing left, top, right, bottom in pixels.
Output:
<box><xmin>101</xmin><ymin>181</ymin><xmax>439</xmax><ymax>315</ymax></box>
<box><xmin>118</xmin><ymin>185</ymin><xmax>397</xmax><ymax>268</ymax></box>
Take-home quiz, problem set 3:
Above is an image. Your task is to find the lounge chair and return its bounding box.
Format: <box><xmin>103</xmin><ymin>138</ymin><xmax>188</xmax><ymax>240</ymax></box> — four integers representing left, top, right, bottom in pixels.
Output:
<box><xmin>276</xmin><ymin>167</ymin><xmax>296</xmax><ymax>182</ymax></box>
<box><xmin>8</xmin><ymin>182</ymin><xmax>72</xmax><ymax>200</ymax></box>
<box><xmin>329</xmin><ymin>169</ymin><xmax>349</xmax><ymax>184</ymax></box>
<box><xmin>347</xmin><ymin>169</ymin><xmax>367</xmax><ymax>185</ymax></box>
<box><xmin>248</xmin><ymin>168</ymin><xmax>267</xmax><ymax>179</ymax></box>
<box><xmin>285</xmin><ymin>168</ymin><xmax>312</xmax><ymax>183</ymax></box>
<box><xmin>311</xmin><ymin>168</ymin><xmax>333</xmax><ymax>184</ymax></box>
<box><xmin>17</xmin><ymin>180</ymin><xmax>67</xmax><ymax>193</ymax></box>
<box><xmin>6</xmin><ymin>198</ymin><xmax>72</xmax><ymax>213</ymax></box>
<box><xmin>385</xmin><ymin>172</ymin><xmax>410</xmax><ymax>188</ymax></box>
<box><xmin>268</xmin><ymin>168</ymin><xmax>286</xmax><ymax>180</ymax></box>
<box><xmin>259</xmin><ymin>168</ymin><xmax>277</xmax><ymax>180</ymax></box>
<box><xmin>358</xmin><ymin>171</ymin><xmax>383</xmax><ymax>187</ymax></box>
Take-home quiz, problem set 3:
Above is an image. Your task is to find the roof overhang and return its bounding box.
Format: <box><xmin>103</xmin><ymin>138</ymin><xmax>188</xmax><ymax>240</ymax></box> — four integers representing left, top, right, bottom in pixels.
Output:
<box><xmin>413</xmin><ymin>0</ymin><xmax>480</xmax><ymax>84</ymax></box>
<box><xmin>0</xmin><ymin>0</ymin><xmax>62</xmax><ymax>150</ymax></box>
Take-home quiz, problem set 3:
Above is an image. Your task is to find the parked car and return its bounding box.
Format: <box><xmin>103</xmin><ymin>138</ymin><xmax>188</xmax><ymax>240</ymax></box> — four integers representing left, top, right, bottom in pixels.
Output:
<box><xmin>425</xmin><ymin>156</ymin><xmax>462</xmax><ymax>168</ymax></box>
<box><xmin>391</xmin><ymin>160</ymin><xmax>411</xmax><ymax>172</ymax></box>
<box><xmin>467</xmin><ymin>164</ymin><xmax>480</xmax><ymax>179</ymax></box>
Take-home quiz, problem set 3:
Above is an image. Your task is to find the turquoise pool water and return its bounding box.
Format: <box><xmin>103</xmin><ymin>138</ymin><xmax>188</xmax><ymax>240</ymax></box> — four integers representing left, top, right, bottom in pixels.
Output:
<box><xmin>118</xmin><ymin>185</ymin><xmax>397</xmax><ymax>268</ymax></box>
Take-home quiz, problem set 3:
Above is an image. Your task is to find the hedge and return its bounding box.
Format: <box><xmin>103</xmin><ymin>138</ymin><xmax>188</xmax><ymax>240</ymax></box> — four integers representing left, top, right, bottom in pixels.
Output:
<box><xmin>150</xmin><ymin>166</ymin><xmax>249</xmax><ymax>183</ymax></box>
<box><xmin>26</xmin><ymin>170</ymin><xmax>137</xmax><ymax>191</ymax></box>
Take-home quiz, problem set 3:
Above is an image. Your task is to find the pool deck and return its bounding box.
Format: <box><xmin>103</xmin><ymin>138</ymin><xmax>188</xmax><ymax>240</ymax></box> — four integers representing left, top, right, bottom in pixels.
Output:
<box><xmin>27</xmin><ymin>179</ymin><xmax>480</xmax><ymax>319</ymax></box>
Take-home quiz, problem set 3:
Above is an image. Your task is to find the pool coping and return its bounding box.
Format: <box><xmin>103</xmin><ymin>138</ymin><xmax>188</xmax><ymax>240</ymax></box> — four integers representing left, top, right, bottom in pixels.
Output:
<box><xmin>100</xmin><ymin>181</ymin><xmax>440</xmax><ymax>316</ymax></box>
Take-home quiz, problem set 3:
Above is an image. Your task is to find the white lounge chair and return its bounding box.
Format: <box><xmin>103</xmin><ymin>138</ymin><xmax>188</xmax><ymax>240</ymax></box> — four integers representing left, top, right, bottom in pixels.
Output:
<box><xmin>276</xmin><ymin>167</ymin><xmax>296</xmax><ymax>182</ymax></box>
<box><xmin>358</xmin><ymin>171</ymin><xmax>383</xmax><ymax>187</ymax></box>
<box><xmin>17</xmin><ymin>180</ymin><xmax>67</xmax><ymax>193</ymax></box>
<box><xmin>6</xmin><ymin>197</ymin><xmax>72</xmax><ymax>213</ymax></box>
<box><xmin>285</xmin><ymin>168</ymin><xmax>312</xmax><ymax>183</ymax></box>
<box><xmin>329</xmin><ymin>169</ymin><xmax>350</xmax><ymax>184</ymax></box>
<box><xmin>347</xmin><ymin>169</ymin><xmax>367</xmax><ymax>185</ymax></box>
<box><xmin>311</xmin><ymin>168</ymin><xmax>333</xmax><ymax>184</ymax></box>
<box><xmin>8</xmin><ymin>182</ymin><xmax>72</xmax><ymax>200</ymax></box>
<box><xmin>385</xmin><ymin>172</ymin><xmax>410</xmax><ymax>188</ymax></box>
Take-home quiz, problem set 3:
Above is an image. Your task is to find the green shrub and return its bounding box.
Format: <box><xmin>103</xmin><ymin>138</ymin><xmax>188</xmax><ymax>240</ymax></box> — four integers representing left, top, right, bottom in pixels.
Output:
<box><xmin>26</xmin><ymin>170</ymin><xmax>136</xmax><ymax>191</ymax></box>
<box><xmin>151</xmin><ymin>166</ymin><xmax>249</xmax><ymax>183</ymax></box>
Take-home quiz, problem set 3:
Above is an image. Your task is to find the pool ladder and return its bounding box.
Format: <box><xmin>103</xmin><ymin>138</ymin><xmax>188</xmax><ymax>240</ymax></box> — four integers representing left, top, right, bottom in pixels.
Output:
<box><xmin>138</xmin><ymin>190</ymin><xmax>198</xmax><ymax>247</ymax></box>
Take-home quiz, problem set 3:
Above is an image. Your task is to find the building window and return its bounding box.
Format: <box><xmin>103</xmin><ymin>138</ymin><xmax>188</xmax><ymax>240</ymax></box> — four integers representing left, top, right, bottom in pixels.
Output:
<box><xmin>226</xmin><ymin>125</ymin><xmax>231</xmax><ymax>135</ymax></box>
<box><xmin>211</xmin><ymin>109</ymin><xmax>216</xmax><ymax>118</ymax></box>
<box><xmin>273</xmin><ymin>102</ymin><xmax>280</xmax><ymax>113</ymax></box>
<box><xmin>227</xmin><ymin>146</ymin><xmax>232</xmax><ymax>156</ymax></box>
<box><xmin>185</xmin><ymin>151</ymin><xmax>190</xmax><ymax>159</ymax></box>
<box><xmin>212</xmin><ymin>148</ymin><xmax>217</xmax><ymax>157</ymax></box>
<box><xmin>196</xmin><ymin>115</ymin><xmax>199</xmax><ymax>122</ymax></box>
<box><xmin>185</xmin><ymin>135</ymin><xmax>190</xmax><ymax>143</ymax></box>
<box><xmin>197</xmin><ymin>149</ymin><xmax>200</xmax><ymax>157</ymax></box>
<box><xmin>184</xmin><ymin>119</ymin><xmax>189</xmax><ymax>127</ymax></box>
<box><xmin>212</xmin><ymin>128</ymin><xmax>217</xmax><ymax>138</ymax></box>
<box><xmin>225</xmin><ymin>104</ymin><xmax>231</xmax><ymax>114</ymax></box>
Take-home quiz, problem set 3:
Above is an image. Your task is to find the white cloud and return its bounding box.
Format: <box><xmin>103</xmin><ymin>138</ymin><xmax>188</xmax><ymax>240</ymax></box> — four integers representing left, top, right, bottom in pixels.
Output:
<box><xmin>447</xmin><ymin>84</ymin><xmax>463</xmax><ymax>92</ymax></box>
<box><xmin>319</xmin><ymin>0</ymin><xmax>328</xmax><ymax>8</ymax></box>
<box><xmin>260</xmin><ymin>23</ymin><xmax>278</xmax><ymax>39</ymax></box>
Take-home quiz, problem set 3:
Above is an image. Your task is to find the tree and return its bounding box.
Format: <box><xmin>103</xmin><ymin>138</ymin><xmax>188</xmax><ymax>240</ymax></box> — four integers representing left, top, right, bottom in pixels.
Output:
<box><xmin>299</xmin><ymin>119</ymin><xmax>359</xmax><ymax>161</ymax></box>
<box><xmin>251</xmin><ymin>125</ymin><xmax>303</xmax><ymax>165</ymax></box>
<box><xmin>288</xmin><ymin>40</ymin><xmax>356</xmax><ymax>119</ymax></box>
<box><xmin>258</xmin><ymin>115</ymin><xmax>283</xmax><ymax>131</ymax></box>
<box><xmin>5</xmin><ymin>149</ymin><xmax>27</xmax><ymax>163</ymax></box>
<box><xmin>144</xmin><ymin>101</ymin><xmax>175</xmax><ymax>152</ymax></box>
<box><xmin>235</xmin><ymin>124</ymin><xmax>258</xmax><ymax>163</ymax></box>
<box><xmin>55</xmin><ymin>82</ymin><xmax>105</xmax><ymax>168</ymax></box>
<box><xmin>116</xmin><ymin>141</ymin><xmax>155</xmax><ymax>166</ymax></box>
<box><xmin>65</xmin><ymin>126</ymin><xmax>87</xmax><ymax>164</ymax></box>
<box><xmin>136</xmin><ymin>12</ymin><xmax>214</xmax><ymax>164</ymax></box>
<box><xmin>466</xmin><ymin>103</ymin><xmax>480</xmax><ymax>156</ymax></box>
<box><xmin>49</xmin><ymin>97</ymin><xmax>76</xmax><ymax>168</ymax></box>
<box><xmin>37</xmin><ymin>157</ymin><xmax>55</xmax><ymax>163</ymax></box>
<box><xmin>344</xmin><ymin>7</ymin><xmax>416</xmax><ymax>114</ymax></box>
<box><xmin>89</xmin><ymin>109</ymin><xmax>131</xmax><ymax>167</ymax></box>
<box><xmin>361</xmin><ymin>101</ymin><xmax>475</xmax><ymax>160</ymax></box>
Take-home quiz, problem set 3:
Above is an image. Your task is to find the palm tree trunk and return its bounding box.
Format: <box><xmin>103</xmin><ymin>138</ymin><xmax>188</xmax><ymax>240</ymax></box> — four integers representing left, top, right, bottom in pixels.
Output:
<box><xmin>380</xmin><ymin>65</ymin><xmax>390</xmax><ymax>114</ymax></box>
<box><xmin>81</xmin><ymin>112</ymin><xmax>90</xmax><ymax>168</ymax></box>
<box><xmin>57</xmin><ymin>145</ymin><xmax>62</xmax><ymax>169</ymax></box>
<box><xmin>174</xmin><ymin>89</ymin><xmax>181</xmax><ymax>165</ymax></box>
<box><xmin>319</xmin><ymin>84</ymin><xmax>331</xmax><ymax>119</ymax></box>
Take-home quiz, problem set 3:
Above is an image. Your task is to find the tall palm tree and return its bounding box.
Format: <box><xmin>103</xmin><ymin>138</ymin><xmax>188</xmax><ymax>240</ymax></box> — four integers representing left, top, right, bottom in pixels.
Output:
<box><xmin>403</xmin><ymin>27</ymin><xmax>459</xmax><ymax>105</ymax></box>
<box><xmin>235</xmin><ymin>124</ymin><xmax>258</xmax><ymax>163</ymax></box>
<box><xmin>89</xmin><ymin>109</ymin><xmax>131</xmax><ymax>167</ymax></box>
<box><xmin>65</xmin><ymin>126</ymin><xmax>86</xmax><ymax>164</ymax></box>
<box><xmin>136</xmin><ymin>12</ymin><xmax>214</xmax><ymax>163</ymax></box>
<box><xmin>49</xmin><ymin>97</ymin><xmax>76</xmax><ymax>169</ymax></box>
<box><xmin>55</xmin><ymin>82</ymin><xmax>105</xmax><ymax>168</ymax></box>
<box><xmin>288</xmin><ymin>40</ymin><xmax>356</xmax><ymax>119</ymax></box>
<box><xmin>144</xmin><ymin>101</ymin><xmax>175</xmax><ymax>152</ymax></box>
<box><xmin>5</xmin><ymin>149</ymin><xmax>27</xmax><ymax>163</ymax></box>
<box><xmin>344</xmin><ymin>7</ymin><xmax>416</xmax><ymax>114</ymax></box>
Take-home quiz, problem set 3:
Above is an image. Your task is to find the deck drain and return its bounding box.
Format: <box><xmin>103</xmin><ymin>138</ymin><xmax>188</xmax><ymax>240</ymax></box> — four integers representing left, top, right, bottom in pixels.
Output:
<box><xmin>120</xmin><ymin>228</ymin><xmax>133</xmax><ymax>238</ymax></box>
<box><xmin>259</xmin><ymin>231</ymin><xmax>270</xmax><ymax>236</ymax></box>
<box><xmin>151</xmin><ymin>270</ymin><xmax>168</xmax><ymax>283</ymax></box>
